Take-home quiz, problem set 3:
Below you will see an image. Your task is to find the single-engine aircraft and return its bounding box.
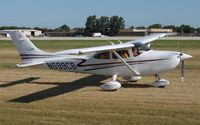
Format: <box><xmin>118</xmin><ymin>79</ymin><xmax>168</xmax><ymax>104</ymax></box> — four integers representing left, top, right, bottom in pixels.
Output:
<box><xmin>0</xmin><ymin>30</ymin><xmax>192</xmax><ymax>90</ymax></box>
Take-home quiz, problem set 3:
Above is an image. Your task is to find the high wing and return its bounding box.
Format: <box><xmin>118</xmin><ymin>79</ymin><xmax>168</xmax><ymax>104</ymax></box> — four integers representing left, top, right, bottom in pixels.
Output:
<box><xmin>128</xmin><ymin>33</ymin><xmax>176</xmax><ymax>45</ymax></box>
<box><xmin>56</xmin><ymin>43</ymin><xmax>135</xmax><ymax>55</ymax></box>
<box><xmin>128</xmin><ymin>33</ymin><xmax>167</xmax><ymax>45</ymax></box>
<box><xmin>57</xmin><ymin>33</ymin><xmax>169</xmax><ymax>55</ymax></box>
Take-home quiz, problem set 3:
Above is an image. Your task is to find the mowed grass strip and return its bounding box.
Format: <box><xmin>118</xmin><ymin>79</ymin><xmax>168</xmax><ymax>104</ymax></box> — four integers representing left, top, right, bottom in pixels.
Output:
<box><xmin>0</xmin><ymin>40</ymin><xmax>200</xmax><ymax>125</ymax></box>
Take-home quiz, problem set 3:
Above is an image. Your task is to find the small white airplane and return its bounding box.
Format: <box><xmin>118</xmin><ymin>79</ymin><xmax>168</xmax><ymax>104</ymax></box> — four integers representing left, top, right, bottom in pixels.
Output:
<box><xmin>0</xmin><ymin>30</ymin><xmax>192</xmax><ymax>91</ymax></box>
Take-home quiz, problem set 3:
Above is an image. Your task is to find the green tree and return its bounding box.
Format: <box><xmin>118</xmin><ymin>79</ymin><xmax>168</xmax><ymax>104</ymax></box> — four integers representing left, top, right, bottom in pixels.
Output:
<box><xmin>54</xmin><ymin>24</ymin><xmax>70</xmax><ymax>32</ymax></box>
<box><xmin>135</xmin><ymin>26</ymin><xmax>146</xmax><ymax>29</ymax></box>
<box><xmin>98</xmin><ymin>16</ymin><xmax>110</xmax><ymax>35</ymax></box>
<box><xmin>73</xmin><ymin>27</ymin><xmax>85</xmax><ymax>36</ymax></box>
<box><xmin>175</xmin><ymin>26</ymin><xmax>181</xmax><ymax>33</ymax></box>
<box><xmin>34</xmin><ymin>27</ymin><xmax>51</xmax><ymax>33</ymax></box>
<box><xmin>0</xmin><ymin>26</ymin><xmax>31</xmax><ymax>30</ymax></box>
<box><xmin>163</xmin><ymin>25</ymin><xmax>176</xmax><ymax>32</ymax></box>
<box><xmin>129</xmin><ymin>26</ymin><xmax>134</xmax><ymax>29</ymax></box>
<box><xmin>109</xmin><ymin>16</ymin><xmax>125</xmax><ymax>36</ymax></box>
<box><xmin>180</xmin><ymin>24</ymin><xmax>194</xmax><ymax>33</ymax></box>
<box><xmin>84</xmin><ymin>15</ymin><xmax>125</xmax><ymax>36</ymax></box>
<box><xmin>94</xmin><ymin>19</ymin><xmax>101</xmax><ymax>32</ymax></box>
<box><xmin>60</xmin><ymin>24</ymin><xmax>70</xmax><ymax>32</ymax></box>
<box><xmin>85</xmin><ymin>15</ymin><xmax>97</xmax><ymax>36</ymax></box>
<box><xmin>148</xmin><ymin>24</ymin><xmax>162</xmax><ymax>29</ymax></box>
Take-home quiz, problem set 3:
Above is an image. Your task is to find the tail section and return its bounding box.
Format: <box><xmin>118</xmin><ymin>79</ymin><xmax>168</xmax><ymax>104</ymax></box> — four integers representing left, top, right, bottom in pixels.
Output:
<box><xmin>0</xmin><ymin>30</ymin><xmax>52</xmax><ymax>62</ymax></box>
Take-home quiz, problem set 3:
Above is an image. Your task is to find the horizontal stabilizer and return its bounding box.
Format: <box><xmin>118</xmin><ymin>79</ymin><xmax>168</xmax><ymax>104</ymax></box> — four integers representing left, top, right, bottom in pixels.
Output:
<box><xmin>16</xmin><ymin>62</ymin><xmax>44</xmax><ymax>68</ymax></box>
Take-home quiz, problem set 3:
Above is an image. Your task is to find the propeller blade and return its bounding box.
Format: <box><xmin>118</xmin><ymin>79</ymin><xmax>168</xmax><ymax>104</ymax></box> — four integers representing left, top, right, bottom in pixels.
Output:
<box><xmin>179</xmin><ymin>52</ymin><xmax>184</xmax><ymax>81</ymax></box>
<box><xmin>181</xmin><ymin>60</ymin><xmax>184</xmax><ymax>81</ymax></box>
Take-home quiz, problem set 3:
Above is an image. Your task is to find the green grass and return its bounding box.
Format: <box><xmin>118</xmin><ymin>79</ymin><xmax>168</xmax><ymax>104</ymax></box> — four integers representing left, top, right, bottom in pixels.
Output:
<box><xmin>0</xmin><ymin>39</ymin><xmax>200</xmax><ymax>125</ymax></box>
<box><xmin>152</xmin><ymin>40</ymin><xmax>200</xmax><ymax>49</ymax></box>
<box><xmin>1</xmin><ymin>39</ymin><xmax>200</xmax><ymax>50</ymax></box>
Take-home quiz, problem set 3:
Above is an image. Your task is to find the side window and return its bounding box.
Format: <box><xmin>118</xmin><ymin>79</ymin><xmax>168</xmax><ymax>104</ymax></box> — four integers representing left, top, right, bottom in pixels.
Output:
<box><xmin>112</xmin><ymin>50</ymin><xmax>130</xmax><ymax>59</ymax></box>
<box><xmin>94</xmin><ymin>52</ymin><xmax>110</xmax><ymax>59</ymax></box>
<box><xmin>132</xmin><ymin>47</ymin><xmax>140</xmax><ymax>57</ymax></box>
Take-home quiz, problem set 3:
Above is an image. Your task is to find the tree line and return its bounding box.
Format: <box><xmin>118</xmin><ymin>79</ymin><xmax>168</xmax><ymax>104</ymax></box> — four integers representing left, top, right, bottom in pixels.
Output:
<box><xmin>0</xmin><ymin>16</ymin><xmax>200</xmax><ymax>36</ymax></box>
<box><xmin>131</xmin><ymin>24</ymin><xmax>200</xmax><ymax>34</ymax></box>
<box><xmin>84</xmin><ymin>15</ymin><xmax>125</xmax><ymax>36</ymax></box>
<box><xmin>0</xmin><ymin>15</ymin><xmax>125</xmax><ymax>36</ymax></box>
<box><xmin>0</xmin><ymin>25</ymin><xmax>70</xmax><ymax>33</ymax></box>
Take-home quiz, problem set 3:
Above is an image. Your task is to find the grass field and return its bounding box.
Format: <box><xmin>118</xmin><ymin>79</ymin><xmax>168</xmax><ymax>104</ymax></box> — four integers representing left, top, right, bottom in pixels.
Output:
<box><xmin>0</xmin><ymin>40</ymin><xmax>200</xmax><ymax>125</ymax></box>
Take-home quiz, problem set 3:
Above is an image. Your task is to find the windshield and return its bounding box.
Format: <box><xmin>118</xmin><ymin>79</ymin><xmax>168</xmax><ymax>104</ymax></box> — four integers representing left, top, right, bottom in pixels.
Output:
<box><xmin>131</xmin><ymin>43</ymin><xmax>151</xmax><ymax>57</ymax></box>
<box><xmin>134</xmin><ymin>43</ymin><xmax>151</xmax><ymax>52</ymax></box>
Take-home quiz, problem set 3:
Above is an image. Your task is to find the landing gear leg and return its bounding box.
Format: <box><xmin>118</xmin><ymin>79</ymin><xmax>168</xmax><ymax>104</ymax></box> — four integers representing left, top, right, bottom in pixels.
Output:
<box><xmin>112</xmin><ymin>74</ymin><xmax>117</xmax><ymax>81</ymax></box>
<box><xmin>152</xmin><ymin>74</ymin><xmax>169</xmax><ymax>88</ymax></box>
<box><xmin>155</xmin><ymin>74</ymin><xmax>160</xmax><ymax>81</ymax></box>
<box><xmin>100</xmin><ymin>75</ymin><xmax>121</xmax><ymax>91</ymax></box>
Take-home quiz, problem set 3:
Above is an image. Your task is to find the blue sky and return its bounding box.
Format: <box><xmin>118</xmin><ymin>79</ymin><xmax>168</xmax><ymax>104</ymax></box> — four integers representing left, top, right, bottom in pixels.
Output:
<box><xmin>0</xmin><ymin>0</ymin><xmax>199</xmax><ymax>28</ymax></box>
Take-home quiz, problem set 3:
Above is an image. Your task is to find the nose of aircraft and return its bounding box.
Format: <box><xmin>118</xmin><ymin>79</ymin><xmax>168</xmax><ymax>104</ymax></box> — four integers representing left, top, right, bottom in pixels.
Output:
<box><xmin>180</xmin><ymin>53</ymin><xmax>193</xmax><ymax>60</ymax></box>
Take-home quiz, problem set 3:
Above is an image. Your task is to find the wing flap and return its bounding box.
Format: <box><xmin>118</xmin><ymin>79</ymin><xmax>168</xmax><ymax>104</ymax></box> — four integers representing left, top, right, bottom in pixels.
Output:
<box><xmin>56</xmin><ymin>43</ymin><xmax>135</xmax><ymax>55</ymax></box>
<box><xmin>79</xmin><ymin>43</ymin><xmax>134</xmax><ymax>53</ymax></box>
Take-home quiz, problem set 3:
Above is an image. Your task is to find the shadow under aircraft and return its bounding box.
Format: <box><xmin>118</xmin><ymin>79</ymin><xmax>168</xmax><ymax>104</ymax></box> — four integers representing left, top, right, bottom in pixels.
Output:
<box><xmin>0</xmin><ymin>77</ymin><xmax>40</xmax><ymax>87</ymax></box>
<box><xmin>8</xmin><ymin>75</ymin><xmax>108</xmax><ymax>103</ymax></box>
<box><xmin>3</xmin><ymin>75</ymin><xmax>154</xmax><ymax>103</ymax></box>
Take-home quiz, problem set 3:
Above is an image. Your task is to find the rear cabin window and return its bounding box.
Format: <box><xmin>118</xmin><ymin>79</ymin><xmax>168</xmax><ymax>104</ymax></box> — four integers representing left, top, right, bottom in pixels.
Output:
<box><xmin>132</xmin><ymin>47</ymin><xmax>140</xmax><ymax>57</ymax></box>
<box><xmin>94</xmin><ymin>52</ymin><xmax>110</xmax><ymax>59</ymax></box>
<box><xmin>112</xmin><ymin>50</ymin><xmax>130</xmax><ymax>59</ymax></box>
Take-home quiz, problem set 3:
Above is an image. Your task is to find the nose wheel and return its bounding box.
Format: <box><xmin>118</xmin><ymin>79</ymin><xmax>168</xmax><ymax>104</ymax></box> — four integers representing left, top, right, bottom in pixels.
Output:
<box><xmin>151</xmin><ymin>74</ymin><xmax>170</xmax><ymax>88</ymax></box>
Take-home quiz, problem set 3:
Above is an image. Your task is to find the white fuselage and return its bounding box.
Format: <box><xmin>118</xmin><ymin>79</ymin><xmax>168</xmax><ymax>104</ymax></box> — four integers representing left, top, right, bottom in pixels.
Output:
<box><xmin>40</xmin><ymin>50</ymin><xmax>180</xmax><ymax>77</ymax></box>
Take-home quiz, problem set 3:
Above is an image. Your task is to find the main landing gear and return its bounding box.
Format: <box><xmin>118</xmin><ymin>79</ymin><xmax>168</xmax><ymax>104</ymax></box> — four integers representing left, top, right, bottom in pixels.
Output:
<box><xmin>100</xmin><ymin>74</ymin><xmax>170</xmax><ymax>91</ymax></box>
<box><xmin>100</xmin><ymin>75</ymin><xmax>121</xmax><ymax>91</ymax></box>
<box><xmin>151</xmin><ymin>74</ymin><xmax>170</xmax><ymax>88</ymax></box>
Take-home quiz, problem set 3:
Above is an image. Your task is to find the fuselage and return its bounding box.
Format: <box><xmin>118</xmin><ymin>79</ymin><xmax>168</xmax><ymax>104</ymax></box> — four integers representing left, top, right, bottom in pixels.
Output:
<box><xmin>38</xmin><ymin>50</ymin><xmax>181</xmax><ymax>77</ymax></box>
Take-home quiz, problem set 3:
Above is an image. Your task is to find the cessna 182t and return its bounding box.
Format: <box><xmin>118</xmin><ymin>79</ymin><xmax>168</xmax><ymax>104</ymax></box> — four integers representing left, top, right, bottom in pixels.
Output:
<box><xmin>0</xmin><ymin>30</ymin><xmax>192</xmax><ymax>90</ymax></box>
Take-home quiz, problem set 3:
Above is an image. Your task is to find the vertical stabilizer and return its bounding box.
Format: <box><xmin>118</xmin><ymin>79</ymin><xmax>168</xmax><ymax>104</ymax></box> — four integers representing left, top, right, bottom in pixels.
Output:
<box><xmin>0</xmin><ymin>30</ymin><xmax>52</xmax><ymax>62</ymax></box>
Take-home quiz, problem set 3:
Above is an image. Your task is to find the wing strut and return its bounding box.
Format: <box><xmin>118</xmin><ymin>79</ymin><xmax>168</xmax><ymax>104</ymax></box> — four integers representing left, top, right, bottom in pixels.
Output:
<box><xmin>112</xmin><ymin>50</ymin><xmax>140</xmax><ymax>76</ymax></box>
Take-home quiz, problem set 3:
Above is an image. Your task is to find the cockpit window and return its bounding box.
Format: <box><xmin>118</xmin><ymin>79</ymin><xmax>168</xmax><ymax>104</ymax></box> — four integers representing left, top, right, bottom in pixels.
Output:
<box><xmin>134</xmin><ymin>42</ymin><xmax>150</xmax><ymax>50</ymax></box>
<box><xmin>132</xmin><ymin>44</ymin><xmax>151</xmax><ymax>57</ymax></box>
<box><xmin>94</xmin><ymin>52</ymin><xmax>110</xmax><ymax>59</ymax></box>
<box><xmin>139</xmin><ymin>44</ymin><xmax>151</xmax><ymax>51</ymax></box>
